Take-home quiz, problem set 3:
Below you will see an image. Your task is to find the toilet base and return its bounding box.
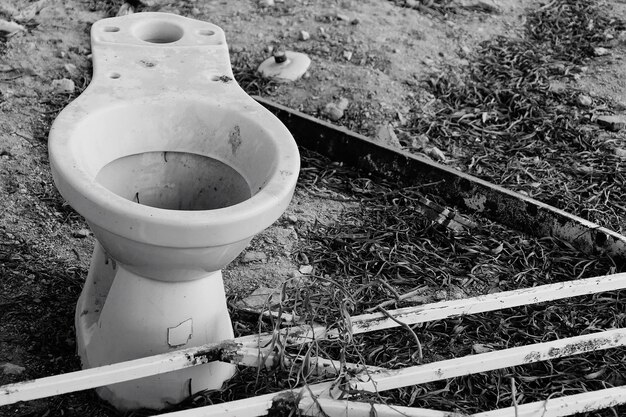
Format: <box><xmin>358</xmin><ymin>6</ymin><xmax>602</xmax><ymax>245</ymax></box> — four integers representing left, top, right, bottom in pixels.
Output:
<box><xmin>76</xmin><ymin>243</ymin><xmax>236</xmax><ymax>411</ymax></box>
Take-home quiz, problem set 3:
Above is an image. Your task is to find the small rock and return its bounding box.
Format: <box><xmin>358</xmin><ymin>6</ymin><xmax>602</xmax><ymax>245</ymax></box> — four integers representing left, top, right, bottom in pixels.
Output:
<box><xmin>290</xmin><ymin>270</ymin><xmax>303</xmax><ymax>278</ymax></box>
<box><xmin>426</xmin><ymin>146</ymin><xmax>446</xmax><ymax>162</ymax></box>
<box><xmin>242</xmin><ymin>251</ymin><xmax>267</xmax><ymax>263</ymax></box>
<box><xmin>64</xmin><ymin>63</ymin><xmax>79</xmax><ymax>77</ymax></box>
<box><xmin>548</xmin><ymin>80</ymin><xmax>567</xmax><ymax>94</ymax></box>
<box><xmin>342</xmin><ymin>50</ymin><xmax>353</xmax><ymax>61</ymax></box>
<box><xmin>593</xmin><ymin>47</ymin><xmax>610</xmax><ymax>57</ymax></box>
<box><xmin>472</xmin><ymin>343</ymin><xmax>494</xmax><ymax>354</ymax></box>
<box><xmin>1</xmin><ymin>363</ymin><xmax>25</xmax><ymax>375</ymax></box>
<box><xmin>376</xmin><ymin>124</ymin><xmax>401</xmax><ymax>148</ymax></box>
<box><xmin>286</xmin><ymin>214</ymin><xmax>298</xmax><ymax>223</ymax></box>
<box><xmin>72</xmin><ymin>228</ymin><xmax>91</xmax><ymax>238</ymax></box>
<box><xmin>615</xmin><ymin>148</ymin><xmax>626</xmax><ymax>159</ymax></box>
<box><xmin>52</xmin><ymin>78</ymin><xmax>75</xmax><ymax>94</ymax></box>
<box><xmin>411</xmin><ymin>134</ymin><xmax>429</xmax><ymax>149</ymax></box>
<box><xmin>237</xmin><ymin>287</ymin><xmax>281</xmax><ymax>310</ymax></box>
<box><xmin>259</xmin><ymin>0</ymin><xmax>275</xmax><ymax>6</ymax></box>
<box><xmin>116</xmin><ymin>2</ymin><xmax>134</xmax><ymax>16</ymax></box>
<box><xmin>434</xmin><ymin>289</ymin><xmax>447</xmax><ymax>300</ymax></box>
<box><xmin>405</xmin><ymin>0</ymin><xmax>419</xmax><ymax>8</ymax></box>
<box><xmin>336</xmin><ymin>13</ymin><xmax>350</xmax><ymax>21</ymax></box>
<box><xmin>323</xmin><ymin>98</ymin><xmax>349</xmax><ymax>121</ymax></box>
<box><xmin>575</xmin><ymin>165</ymin><xmax>594</xmax><ymax>175</ymax></box>
<box><xmin>323</xmin><ymin>103</ymin><xmax>344</xmax><ymax>121</ymax></box>
<box><xmin>577</xmin><ymin>94</ymin><xmax>593</xmax><ymax>107</ymax></box>
<box><xmin>299</xmin><ymin>264</ymin><xmax>314</xmax><ymax>274</ymax></box>
<box><xmin>299</xmin><ymin>30</ymin><xmax>310</xmax><ymax>41</ymax></box>
<box><xmin>336</xmin><ymin>97</ymin><xmax>349</xmax><ymax>111</ymax></box>
<box><xmin>0</xmin><ymin>19</ymin><xmax>25</xmax><ymax>38</ymax></box>
<box><xmin>597</xmin><ymin>115</ymin><xmax>626</xmax><ymax>132</ymax></box>
<box><xmin>351</xmin><ymin>17</ymin><xmax>360</xmax><ymax>25</ymax></box>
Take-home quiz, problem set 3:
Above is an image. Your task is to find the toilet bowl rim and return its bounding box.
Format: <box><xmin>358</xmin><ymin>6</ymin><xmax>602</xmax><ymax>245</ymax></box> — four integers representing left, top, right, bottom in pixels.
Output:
<box><xmin>48</xmin><ymin>97</ymin><xmax>300</xmax><ymax>248</ymax></box>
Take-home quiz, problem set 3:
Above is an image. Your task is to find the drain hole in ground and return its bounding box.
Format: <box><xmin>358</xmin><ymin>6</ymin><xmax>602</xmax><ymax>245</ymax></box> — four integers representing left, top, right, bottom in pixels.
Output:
<box><xmin>96</xmin><ymin>151</ymin><xmax>251</xmax><ymax>210</ymax></box>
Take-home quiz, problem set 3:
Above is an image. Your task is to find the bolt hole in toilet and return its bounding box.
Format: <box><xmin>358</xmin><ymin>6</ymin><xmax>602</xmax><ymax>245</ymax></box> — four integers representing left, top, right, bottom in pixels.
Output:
<box><xmin>48</xmin><ymin>13</ymin><xmax>299</xmax><ymax>411</ymax></box>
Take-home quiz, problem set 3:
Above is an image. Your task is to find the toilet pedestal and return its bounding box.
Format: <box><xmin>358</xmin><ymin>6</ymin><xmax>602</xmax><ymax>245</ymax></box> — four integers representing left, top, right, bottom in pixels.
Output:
<box><xmin>76</xmin><ymin>243</ymin><xmax>236</xmax><ymax>410</ymax></box>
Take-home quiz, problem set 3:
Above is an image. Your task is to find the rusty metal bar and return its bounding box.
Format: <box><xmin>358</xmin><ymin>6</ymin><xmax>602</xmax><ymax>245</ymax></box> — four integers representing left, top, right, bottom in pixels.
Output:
<box><xmin>255</xmin><ymin>97</ymin><xmax>626</xmax><ymax>261</ymax></box>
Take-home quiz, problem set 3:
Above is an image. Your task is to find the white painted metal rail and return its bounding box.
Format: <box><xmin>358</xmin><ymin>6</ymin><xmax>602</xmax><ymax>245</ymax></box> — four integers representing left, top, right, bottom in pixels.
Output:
<box><xmin>2</xmin><ymin>272</ymin><xmax>626</xmax><ymax>416</ymax></box>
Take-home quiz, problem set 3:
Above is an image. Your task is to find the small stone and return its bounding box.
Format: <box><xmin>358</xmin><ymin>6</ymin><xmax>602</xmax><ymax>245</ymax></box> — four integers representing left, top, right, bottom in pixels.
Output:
<box><xmin>342</xmin><ymin>50</ymin><xmax>353</xmax><ymax>61</ymax></box>
<box><xmin>472</xmin><ymin>343</ymin><xmax>494</xmax><ymax>354</ymax></box>
<box><xmin>116</xmin><ymin>2</ymin><xmax>134</xmax><ymax>16</ymax></box>
<box><xmin>259</xmin><ymin>0</ymin><xmax>275</xmax><ymax>6</ymax></box>
<box><xmin>1</xmin><ymin>363</ymin><xmax>25</xmax><ymax>375</ymax></box>
<box><xmin>336</xmin><ymin>97</ymin><xmax>349</xmax><ymax>111</ymax></box>
<box><xmin>299</xmin><ymin>265</ymin><xmax>314</xmax><ymax>274</ymax></box>
<box><xmin>411</xmin><ymin>134</ymin><xmax>429</xmax><ymax>149</ymax></box>
<box><xmin>426</xmin><ymin>146</ymin><xmax>446</xmax><ymax>162</ymax></box>
<box><xmin>242</xmin><ymin>251</ymin><xmax>267</xmax><ymax>263</ymax></box>
<box><xmin>64</xmin><ymin>63</ymin><xmax>79</xmax><ymax>77</ymax></box>
<box><xmin>238</xmin><ymin>287</ymin><xmax>281</xmax><ymax>310</ymax></box>
<box><xmin>597</xmin><ymin>115</ymin><xmax>626</xmax><ymax>132</ymax></box>
<box><xmin>615</xmin><ymin>148</ymin><xmax>626</xmax><ymax>159</ymax></box>
<box><xmin>299</xmin><ymin>30</ymin><xmax>310</xmax><ymax>41</ymax></box>
<box><xmin>336</xmin><ymin>13</ymin><xmax>350</xmax><ymax>21</ymax></box>
<box><xmin>72</xmin><ymin>228</ymin><xmax>91</xmax><ymax>238</ymax></box>
<box><xmin>0</xmin><ymin>19</ymin><xmax>25</xmax><ymax>38</ymax></box>
<box><xmin>577</xmin><ymin>94</ymin><xmax>593</xmax><ymax>107</ymax></box>
<box><xmin>434</xmin><ymin>289</ymin><xmax>447</xmax><ymax>300</ymax></box>
<box><xmin>286</xmin><ymin>214</ymin><xmax>298</xmax><ymax>223</ymax></box>
<box><xmin>323</xmin><ymin>103</ymin><xmax>344</xmax><ymax>121</ymax></box>
<box><xmin>52</xmin><ymin>78</ymin><xmax>75</xmax><ymax>94</ymax></box>
<box><xmin>351</xmin><ymin>17</ymin><xmax>360</xmax><ymax>25</ymax></box>
<box><xmin>548</xmin><ymin>80</ymin><xmax>567</xmax><ymax>94</ymax></box>
<box><xmin>323</xmin><ymin>98</ymin><xmax>349</xmax><ymax>121</ymax></box>
<box><xmin>376</xmin><ymin>124</ymin><xmax>401</xmax><ymax>148</ymax></box>
<box><xmin>593</xmin><ymin>47</ymin><xmax>610</xmax><ymax>57</ymax></box>
<box><xmin>405</xmin><ymin>0</ymin><xmax>419</xmax><ymax>8</ymax></box>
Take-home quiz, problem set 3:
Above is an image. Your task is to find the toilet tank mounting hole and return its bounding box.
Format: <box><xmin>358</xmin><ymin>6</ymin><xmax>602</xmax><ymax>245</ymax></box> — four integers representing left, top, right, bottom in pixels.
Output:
<box><xmin>133</xmin><ymin>21</ymin><xmax>184</xmax><ymax>44</ymax></box>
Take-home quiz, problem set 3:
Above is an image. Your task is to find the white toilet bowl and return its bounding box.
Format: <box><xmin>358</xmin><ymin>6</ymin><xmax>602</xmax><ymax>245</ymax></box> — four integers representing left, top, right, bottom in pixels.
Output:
<box><xmin>48</xmin><ymin>13</ymin><xmax>299</xmax><ymax>411</ymax></box>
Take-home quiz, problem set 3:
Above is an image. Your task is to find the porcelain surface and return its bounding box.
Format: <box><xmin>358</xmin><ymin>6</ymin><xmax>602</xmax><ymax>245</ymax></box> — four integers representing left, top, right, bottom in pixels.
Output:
<box><xmin>48</xmin><ymin>12</ymin><xmax>300</xmax><ymax>410</ymax></box>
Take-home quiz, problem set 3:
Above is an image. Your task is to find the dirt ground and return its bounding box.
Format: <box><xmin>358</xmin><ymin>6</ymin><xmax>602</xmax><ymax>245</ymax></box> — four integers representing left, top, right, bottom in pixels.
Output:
<box><xmin>1</xmin><ymin>0</ymin><xmax>626</xmax><ymax>416</ymax></box>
